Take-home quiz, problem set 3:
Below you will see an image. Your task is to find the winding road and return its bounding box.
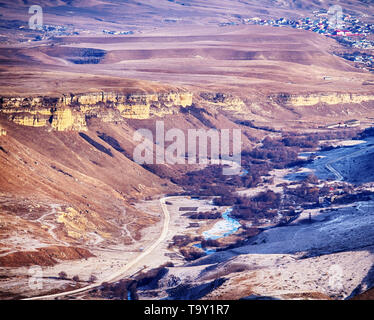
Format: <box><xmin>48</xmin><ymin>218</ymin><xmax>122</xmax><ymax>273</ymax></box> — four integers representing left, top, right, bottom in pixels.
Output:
<box><xmin>24</xmin><ymin>142</ymin><xmax>374</xmax><ymax>300</ymax></box>
<box><xmin>23</xmin><ymin>197</ymin><xmax>174</xmax><ymax>300</ymax></box>
<box><xmin>325</xmin><ymin>142</ymin><xmax>374</xmax><ymax>182</ymax></box>
<box><xmin>325</xmin><ymin>162</ymin><xmax>344</xmax><ymax>181</ymax></box>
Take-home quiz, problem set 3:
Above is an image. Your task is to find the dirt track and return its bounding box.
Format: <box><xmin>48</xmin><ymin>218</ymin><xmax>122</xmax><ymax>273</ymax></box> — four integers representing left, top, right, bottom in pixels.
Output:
<box><xmin>22</xmin><ymin>196</ymin><xmax>173</xmax><ymax>300</ymax></box>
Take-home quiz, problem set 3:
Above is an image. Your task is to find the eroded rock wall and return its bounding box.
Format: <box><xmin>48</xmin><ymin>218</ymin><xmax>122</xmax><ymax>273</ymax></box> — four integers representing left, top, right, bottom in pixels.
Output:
<box><xmin>0</xmin><ymin>91</ymin><xmax>194</xmax><ymax>131</ymax></box>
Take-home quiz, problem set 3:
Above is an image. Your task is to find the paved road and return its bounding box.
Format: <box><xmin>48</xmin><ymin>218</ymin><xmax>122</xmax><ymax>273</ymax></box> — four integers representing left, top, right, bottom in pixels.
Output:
<box><xmin>23</xmin><ymin>196</ymin><xmax>174</xmax><ymax>300</ymax></box>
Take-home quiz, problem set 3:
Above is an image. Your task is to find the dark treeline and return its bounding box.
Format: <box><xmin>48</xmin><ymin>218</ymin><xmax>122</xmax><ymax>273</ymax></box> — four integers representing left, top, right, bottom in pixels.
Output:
<box><xmin>173</xmin><ymin>130</ymin><xmax>360</xmax><ymax>198</ymax></box>
<box><xmin>285</xmin><ymin>129</ymin><xmax>359</xmax><ymax>142</ymax></box>
<box><xmin>171</xmin><ymin>165</ymin><xmax>239</xmax><ymax>196</ymax></box>
<box><xmin>174</xmin><ymin>136</ymin><xmax>308</xmax><ymax>196</ymax></box>
<box><xmin>180</xmin><ymin>246</ymin><xmax>206</xmax><ymax>261</ymax></box>
<box><xmin>359</xmin><ymin>127</ymin><xmax>374</xmax><ymax>139</ymax></box>
<box><xmin>168</xmin><ymin>235</ymin><xmax>206</xmax><ymax>260</ymax></box>
<box><xmin>89</xmin><ymin>262</ymin><xmax>174</xmax><ymax>300</ymax></box>
<box><xmin>90</xmin><ymin>279</ymin><xmax>138</xmax><ymax>300</ymax></box>
<box><xmin>135</xmin><ymin>262</ymin><xmax>174</xmax><ymax>290</ymax></box>
<box><xmin>188</xmin><ymin>211</ymin><xmax>222</xmax><ymax>219</ymax></box>
<box><xmin>146</xmin><ymin>129</ymin><xmax>362</xmax><ymax>216</ymax></box>
<box><xmin>229</xmin><ymin>175</ymin><xmax>330</xmax><ymax>223</ymax></box>
<box><xmin>284</xmin><ymin>183</ymin><xmax>325</xmax><ymax>207</ymax></box>
<box><xmin>168</xmin><ymin>235</ymin><xmax>203</xmax><ymax>248</ymax></box>
<box><xmin>223</xmin><ymin>190</ymin><xmax>281</xmax><ymax>223</ymax></box>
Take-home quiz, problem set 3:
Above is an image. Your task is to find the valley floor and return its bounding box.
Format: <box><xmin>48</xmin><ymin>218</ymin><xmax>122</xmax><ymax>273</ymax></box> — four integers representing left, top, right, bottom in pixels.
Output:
<box><xmin>2</xmin><ymin>133</ymin><xmax>374</xmax><ymax>300</ymax></box>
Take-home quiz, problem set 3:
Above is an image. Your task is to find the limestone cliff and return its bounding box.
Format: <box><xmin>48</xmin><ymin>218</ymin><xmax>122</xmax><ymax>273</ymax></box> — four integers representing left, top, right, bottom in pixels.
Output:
<box><xmin>199</xmin><ymin>92</ymin><xmax>246</xmax><ymax>114</ymax></box>
<box><xmin>271</xmin><ymin>92</ymin><xmax>374</xmax><ymax>107</ymax></box>
<box><xmin>50</xmin><ymin>108</ymin><xmax>87</xmax><ymax>131</ymax></box>
<box><xmin>0</xmin><ymin>91</ymin><xmax>193</xmax><ymax>131</ymax></box>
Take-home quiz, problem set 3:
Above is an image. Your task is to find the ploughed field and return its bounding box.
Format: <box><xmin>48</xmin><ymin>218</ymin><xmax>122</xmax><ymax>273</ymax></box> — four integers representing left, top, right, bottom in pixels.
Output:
<box><xmin>1</xmin><ymin>24</ymin><xmax>373</xmax><ymax>97</ymax></box>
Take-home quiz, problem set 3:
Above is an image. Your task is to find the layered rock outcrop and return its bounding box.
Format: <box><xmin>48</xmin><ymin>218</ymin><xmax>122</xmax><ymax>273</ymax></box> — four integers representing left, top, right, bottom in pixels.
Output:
<box><xmin>0</xmin><ymin>246</ymin><xmax>94</xmax><ymax>267</ymax></box>
<box><xmin>0</xmin><ymin>91</ymin><xmax>193</xmax><ymax>131</ymax></box>
<box><xmin>271</xmin><ymin>93</ymin><xmax>374</xmax><ymax>107</ymax></box>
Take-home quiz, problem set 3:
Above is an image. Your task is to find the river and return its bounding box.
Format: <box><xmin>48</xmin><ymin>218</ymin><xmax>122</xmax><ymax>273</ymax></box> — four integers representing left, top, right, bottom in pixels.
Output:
<box><xmin>194</xmin><ymin>207</ymin><xmax>241</xmax><ymax>255</ymax></box>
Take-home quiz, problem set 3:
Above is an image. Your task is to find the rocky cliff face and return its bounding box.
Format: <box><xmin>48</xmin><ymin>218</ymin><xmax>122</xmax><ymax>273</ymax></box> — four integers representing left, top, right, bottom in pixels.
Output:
<box><xmin>271</xmin><ymin>93</ymin><xmax>374</xmax><ymax>107</ymax></box>
<box><xmin>0</xmin><ymin>127</ymin><xmax>6</xmax><ymax>136</ymax></box>
<box><xmin>199</xmin><ymin>92</ymin><xmax>246</xmax><ymax>112</ymax></box>
<box><xmin>0</xmin><ymin>245</ymin><xmax>94</xmax><ymax>267</ymax></box>
<box><xmin>3</xmin><ymin>90</ymin><xmax>374</xmax><ymax>132</ymax></box>
<box><xmin>0</xmin><ymin>91</ymin><xmax>193</xmax><ymax>131</ymax></box>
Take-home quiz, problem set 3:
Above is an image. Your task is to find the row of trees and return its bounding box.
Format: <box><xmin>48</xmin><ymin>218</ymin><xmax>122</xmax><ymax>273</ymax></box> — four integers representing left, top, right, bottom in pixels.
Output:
<box><xmin>188</xmin><ymin>211</ymin><xmax>222</xmax><ymax>220</ymax></box>
<box><xmin>58</xmin><ymin>271</ymin><xmax>97</xmax><ymax>283</ymax></box>
<box><xmin>286</xmin><ymin>129</ymin><xmax>359</xmax><ymax>141</ymax></box>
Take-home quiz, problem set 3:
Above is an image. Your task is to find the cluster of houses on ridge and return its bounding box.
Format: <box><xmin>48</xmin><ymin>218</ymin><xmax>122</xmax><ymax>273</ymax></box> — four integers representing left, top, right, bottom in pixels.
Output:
<box><xmin>219</xmin><ymin>8</ymin><xmax>374</xmax><ymax>72</ymax></box>
<box><xmin>232</xmin><ymin>9</ymin><xmax>373</xmax><ymax>42</ymax></box>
